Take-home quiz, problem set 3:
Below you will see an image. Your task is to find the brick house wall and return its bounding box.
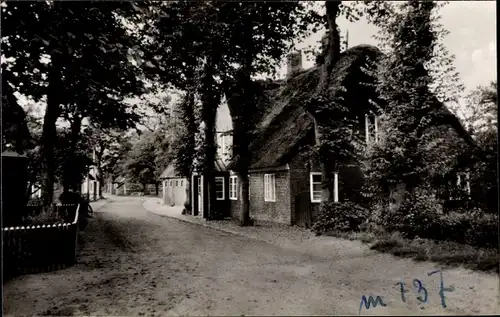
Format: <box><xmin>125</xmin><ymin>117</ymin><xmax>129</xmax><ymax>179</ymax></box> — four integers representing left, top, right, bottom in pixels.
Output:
<box><xmin>248</xmin><ymin>170</ymin><xmax>291</xmax><ymax>224</ymax></box>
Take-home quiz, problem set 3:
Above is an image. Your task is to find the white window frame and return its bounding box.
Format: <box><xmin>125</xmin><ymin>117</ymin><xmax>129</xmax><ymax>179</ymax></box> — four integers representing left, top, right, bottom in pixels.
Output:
<box><xmin>222</xmin><ymin>134</ymin><xmax>229</xmax><ymax>157</ymax></box>
<box><xmin>457</xmin><ymin>172</ymin><xmax>471</xmax><ymax>196</ymax></box>
<box><xmin>215</xmin><ymin>176</ymin><xmax>225</xmax><ymax>200</ymax></box>
<box><xmin>229</xmin><ymin>176</ymin><xmax>238</xmax><ymax>200</ymax></box>
<box><xmin>220</xmin><ymin>134</ymin><xmax>226</xmax><ymax>156</ymax></box>
<box><xmin>310</xmin><ymin>172</ymin><xmax>322</xmax><ymax>203</ymax></box>
<box><xmin>365</xmin><ymin>113</ymin><xmax>379</xmax><ymax>145</ymax></box>
<box><xmin>264</xmin><ymin>173</ymin><xmax>276</xmax><ymax>202</ymax></box>
<box><xmin>310</xmin><ymin>172</ymin><xmax>339</xmax><ymax>203</ymax></box>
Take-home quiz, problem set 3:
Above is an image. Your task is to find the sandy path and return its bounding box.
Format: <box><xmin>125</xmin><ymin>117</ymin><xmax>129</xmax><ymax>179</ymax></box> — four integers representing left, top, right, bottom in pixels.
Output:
<box><xmin>3</xmin><ymin>196</ymin><xmax>498</xmax><ymax>316</ymax></box>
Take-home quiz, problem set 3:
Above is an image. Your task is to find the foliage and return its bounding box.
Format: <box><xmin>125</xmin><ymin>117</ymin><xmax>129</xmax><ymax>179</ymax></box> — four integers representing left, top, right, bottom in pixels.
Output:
<box><xmin>57</xmin><ymin>126</ymin><xmax>94</xmax><ymax>189</ymax></box>
<box><xmin>368</xmin><ymin>187</ymin><xmax>498</xmax><ymax>248</ymax></box>
<box><xmin>144</xmin><ymin>1</ymin><xmax>325</xmax><ymax>221</ymax></box>
<box><xmin>172</xmin><ymin>92</ymin><xmax>200</xmax><ymax>178</ymax></box>
<box><xmin>461</xmin><ymin>81</ymin><xmax>498</xmax><ymax>213</ymax></box>
<box><xmin>312</xmin><ymin>201</ymin><xmax>369</xmax><ymax>235</ymax></box>
<box><xmin>361</xmin><ymin>1</ymin><xmax>469</xmax><ymax>200</ymax></box>
<box><xmin>21</xmin><ymin>205</ymin><xmax>65</xmax><ymax>226</ymax></box>
<box><xmin>123</xmin><ymin>125</ymin><xmax>173</xmax><ymax>193</ymax></box>
<box><xmin>1</xmin><ymin>1</ymin><xmax>152</xmax><ymax>203</ymax></box>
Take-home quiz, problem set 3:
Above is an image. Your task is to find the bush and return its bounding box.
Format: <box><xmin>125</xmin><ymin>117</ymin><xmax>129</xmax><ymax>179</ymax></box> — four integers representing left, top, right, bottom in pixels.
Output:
<box><xmin>312</xmin><ymin>201</ymin><xmax>369</xmax><ymax>235</ymax></box>
<box><xmin>21</xmin><ymin>205</ymin><xmax>65</xmax><ymax>226</ymax></box>
<box><xmin>376</xmin><ymin>189</ymin><xmax>442</xmax><ymax>239</ymax></box>
<box><xmin>376</xmin><ymin>190</ymin><xmax>498</xmax><ymax>248</ymax></box>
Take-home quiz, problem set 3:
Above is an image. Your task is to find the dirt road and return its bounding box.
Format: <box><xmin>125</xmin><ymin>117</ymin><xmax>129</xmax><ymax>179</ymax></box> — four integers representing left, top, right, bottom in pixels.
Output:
<box><xmin>3</xmin><ymin>196</ymin><xmax>498</xmax><ymax>316</ymax></box>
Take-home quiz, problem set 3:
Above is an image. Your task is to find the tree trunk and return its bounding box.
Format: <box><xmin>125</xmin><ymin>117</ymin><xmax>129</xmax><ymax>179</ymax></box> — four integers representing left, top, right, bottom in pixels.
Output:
<box><xmin>41</xmin><ymin>51</ymin><xmax>63</xmax><ymax>206</ymax></box>
<box><xmin>200</xmin><ymin>53</ymin><xmax>220</xmax><ymax>220</ymax></box>
<box><xmin>223</xmin><ymin>63</ymin><xmax>254</xmax><ymax>225</ymax></box>
<box><xmin>95</xmin><ymin>148</ymin><xmax>105</xmax><ymax>198</ymax></box>
<box><xmin>155</xmin><ymin>182</ymin><xmax>159</xmax><ymax>197</ymax></box>
<box><xmin>239</xmin><ymin>173</ymin><xmax>250</xmax><ymax>226</ymax></box>
<box><xmin>63</xmin><ymin>115</ymin><xmax>82</xmax><ymax>193</ymax></box>
<box><xmin>183</xmin><ymin>178</ymin><xmax>192</xmax><ymax>214</ymax></box>
<box><xmin>313</xmin><ymin>1</ymin><xmax>341</xmax><ymax>203</ymax></box>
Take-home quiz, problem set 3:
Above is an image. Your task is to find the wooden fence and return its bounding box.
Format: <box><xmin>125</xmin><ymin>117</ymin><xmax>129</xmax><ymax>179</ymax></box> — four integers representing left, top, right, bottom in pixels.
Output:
<box><xmin>2</xmin><ymin>204</ymin><xmax>80</xmax><ymax>279</ymax></box>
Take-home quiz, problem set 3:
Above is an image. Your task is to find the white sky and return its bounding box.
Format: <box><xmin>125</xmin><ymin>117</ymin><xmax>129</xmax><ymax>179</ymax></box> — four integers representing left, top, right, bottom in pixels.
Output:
<box><xmin>14</xmin><ymin>1</ymin><xmax>497</xmax><ymax>126</ymax></box>
<box><xmin>282</xmin><ymin>1</ymin><xmax>496</xmax><ymax>98</ymax></box>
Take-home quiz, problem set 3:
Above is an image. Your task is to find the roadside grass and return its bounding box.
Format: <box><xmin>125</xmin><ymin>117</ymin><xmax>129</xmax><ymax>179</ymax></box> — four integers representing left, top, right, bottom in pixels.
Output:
<box><xmin>323</xmin><ymin>230</ymin><xmax>499</xmax><ymax>273</ymax></box>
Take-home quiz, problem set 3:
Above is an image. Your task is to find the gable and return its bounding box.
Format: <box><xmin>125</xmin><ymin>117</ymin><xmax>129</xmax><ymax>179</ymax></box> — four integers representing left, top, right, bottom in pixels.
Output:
<box><xmin>216</xmin><ymin>98</ymin><xmax>232</xmax><ymax>132</ymax></box>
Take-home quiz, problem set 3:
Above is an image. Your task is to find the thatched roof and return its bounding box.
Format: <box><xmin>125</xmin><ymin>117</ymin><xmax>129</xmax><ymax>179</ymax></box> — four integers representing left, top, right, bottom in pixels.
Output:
<box><xmin>228</xmin><ymin>44</ymin><xmax>474</xmax><ymax>171</ymax></box>
<box><xmin>113</xmin><ymin>176</ymin><xmax>127</xmax><ymax>184</ymax></box>
<box><xmin>242</xmin><ymin>45</ymin><xmax>383</xmax><ymax>170</ymax></box>
<box><xmin>159</xmin><ymin>162</ymin><xmax>178</xmax><ymax>179</ymax></box>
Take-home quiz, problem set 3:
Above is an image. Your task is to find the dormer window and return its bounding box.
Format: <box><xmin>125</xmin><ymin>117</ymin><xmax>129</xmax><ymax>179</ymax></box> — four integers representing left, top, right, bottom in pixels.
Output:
<box><xmin>365</xmin><ymin>113</ymin><xmax>379</xmax><ymax>145</ymax></box>
<box><xmin>457</xmin><ymin>172</ymin><xmax>471</xmax><ymax>196</ymax></box>
<box><xmin>450</xmin><ymin>171</ymin><xmax>471</xmax><ymax>200</ymax></box>
<box><xmin>217</xmin><ymin>132</ymin><xmax>232</xmax><ymax>159</ymax></box>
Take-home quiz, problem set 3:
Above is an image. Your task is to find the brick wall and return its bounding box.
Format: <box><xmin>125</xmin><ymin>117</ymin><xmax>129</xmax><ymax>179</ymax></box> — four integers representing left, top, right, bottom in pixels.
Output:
<box><xmin>248</xmin><ymin>171</ymin><xmax>291</xmax><ymax>224</ymax></box>
<box><xmin>229</xmin><ymin>192</ymin><xmax>240</xmax><ymax>220</ymax></box>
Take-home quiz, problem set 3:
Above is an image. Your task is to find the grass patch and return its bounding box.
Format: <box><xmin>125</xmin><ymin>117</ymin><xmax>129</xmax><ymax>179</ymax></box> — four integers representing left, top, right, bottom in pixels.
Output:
<box><xmin>369</xmin><ymin>233</ymin><xmax>499</xmax><ymax>273</ymax></box>
<box><xmin>322</xmin><ymin>229</ymin><xmax>498</xmax><ymax>273</ymax></box>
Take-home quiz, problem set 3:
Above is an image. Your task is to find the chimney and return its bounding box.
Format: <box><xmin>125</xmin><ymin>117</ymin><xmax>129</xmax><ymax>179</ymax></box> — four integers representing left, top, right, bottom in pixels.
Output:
<box><xmin>286</xmin><ymin>50</ymin><xmax>303</xmax><ymax>79</ymax></box>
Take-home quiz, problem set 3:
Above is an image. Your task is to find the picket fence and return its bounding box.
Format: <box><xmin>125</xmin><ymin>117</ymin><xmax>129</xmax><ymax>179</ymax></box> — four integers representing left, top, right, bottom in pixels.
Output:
<box><xmin>2</xmin><ymin>203</ymin><xmax>80</xmax><ymax>278</ymax></box>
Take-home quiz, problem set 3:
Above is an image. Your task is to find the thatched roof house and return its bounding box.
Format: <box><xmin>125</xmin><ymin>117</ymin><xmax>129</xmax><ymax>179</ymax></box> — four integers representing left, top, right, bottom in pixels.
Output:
<box><xmin>191</xmin><ymin>44</ymin><xmax>476</xmax><ymax>227</ymax></box>
<box><xmin>219</xmin><ymin>45</ymin><xmax>385</xmax><ymax>227</ymax></box>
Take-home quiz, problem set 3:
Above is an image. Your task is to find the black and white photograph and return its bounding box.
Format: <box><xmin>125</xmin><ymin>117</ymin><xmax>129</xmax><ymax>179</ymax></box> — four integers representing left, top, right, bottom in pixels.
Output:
<box><xmin>1</xmin><ymin>0</ymin><xmax>498</xmax><ymax>315</ymax></box>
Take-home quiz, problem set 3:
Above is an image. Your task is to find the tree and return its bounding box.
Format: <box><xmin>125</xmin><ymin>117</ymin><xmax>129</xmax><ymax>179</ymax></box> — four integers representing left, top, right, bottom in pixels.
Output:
<box><xmin>216</xmin><ymin>2</ymin><xmax>322</xmax><ymax>225</ymax></box>
<box><xmin>147</xmin><ymin>1</ymin><xmax>323</xmax><ymax>223</ymax></box>
<box><xmin>303</xmin><ymin>1</ymin><xmax>376</xmax><ymax>203</ymax></box>
<box><xmin>460</xmin><ymin>81</ymin><xmax>498</xmax><ymax>212</ymax></box>
<box><xmin>123</xmin><ymin>126</ymin><xmax>173</xmax><ymax>195</ymax></box>
<box><xmin>361</xmin><ymin>1</ymin><xmax>476</xmax><ymax>213</ymax></box>
<box><xmin>172</xmin><ymin>90</ymin><xmax>200</xmax><ymax>213</ymax></box>
<box><xmin>1</xmin><ymin>1</ymin><xmax>150</xmax><ymax>204</ymax></box>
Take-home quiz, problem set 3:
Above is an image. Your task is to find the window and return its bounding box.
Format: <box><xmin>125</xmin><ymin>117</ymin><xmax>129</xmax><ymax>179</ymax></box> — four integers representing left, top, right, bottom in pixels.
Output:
<box><xmin>457</xmin><ymin>172</ymin><xmax>471</xmax><ymax>196</ymax></box>
<box><xmin>215</xmin><ymin>177</ymin><xmax>225</xmax><ymax>200</ymax></box>
<box><xmin>264</xmin><ymin>174</ymin><xmax>276</xmax><ymax>202</ymax></box>
<box><xmin>310</xmin><ymin>173</ymin><xmax>322</xmax><ymax>203</ymax></box>
<box><xmin>176</xmin><ymin>180</ymin><xmax>178</xmax><ymax>186</ymax></box>
<box><xmin>310</xmin><ymin>172</ymin><xmax>339</xmax><ymax>203</ymax></box>
<box><xmin>218</xmin><ymin>133</ymin><xmax>232</xmax><ymax>159</ymax></box>
<box><xmin>170</xmin><ymin>180</ymin><xmax>172</xmax><ymax>186</ymax></box>
<box><xmin>221</xmin><ymin>134</ymin><xmax>231</xmax><ymax>157</ymax></box>
<box><xmin>181</xmin><ymin>180</ymin><xmax>183</xmax><ymax>186</ymax></box>
<box><xmin>229</xmin><ymin>176</ymin><xmax>238</xmax><ymax>200</ymax></box>
<box><xmin>365</xmin><ymin>113</ymin><xmax>379</xmax><ymax>145</ymax></box>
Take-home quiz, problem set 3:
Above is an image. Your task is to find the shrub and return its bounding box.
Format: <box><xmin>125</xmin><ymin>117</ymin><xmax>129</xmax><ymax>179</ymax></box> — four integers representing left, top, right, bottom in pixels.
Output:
<box><xmin>378</xmin><ymin>191</ymin><xmax>498</xmax><ymax>248</ymax></box>
<box><xmin>462</xmin><ymin>210</ymin><xmax>497</xmax><ymax>248</ymax></box>
<box><xmin>21</xmin><ymin>205</ymin><xmax>65</xmax><ymax>226</ymax></box>
<box><xmin>312</xmin><ymin>201</ymin><xmax>369</xmax><ymax>235</ymax></box>
<box><xmin>377</xmin><ymin>189</ymin><xmax>442</xmax><ymax>239</ymax></box>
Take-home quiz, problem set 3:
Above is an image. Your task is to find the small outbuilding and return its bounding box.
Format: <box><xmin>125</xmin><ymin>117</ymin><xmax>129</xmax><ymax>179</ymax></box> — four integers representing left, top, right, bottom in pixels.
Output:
<box><xmin>159</xmin><ymin>162</ymin><xmax>187</xmax><ymax>207</ymax></box>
